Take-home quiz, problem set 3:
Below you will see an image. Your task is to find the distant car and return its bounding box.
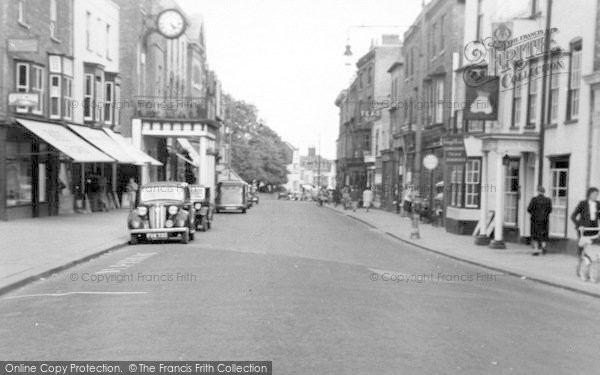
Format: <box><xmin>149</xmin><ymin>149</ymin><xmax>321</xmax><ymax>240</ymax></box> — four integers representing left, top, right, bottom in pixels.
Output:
<box><xmin>277</xmin><ymin>191</ymin><xmax>289</xmax><ymax>200</ymax></box>
<box><xmin>190</xmin><ymin>185</ymin><xmax>214</xmax><ymax>232</ymax></box>
<box><xmin>128</xmin><ymin>181</ymin><xmax>196</xmax><ymax>244</ymax></box>
<box><xmin>216</xmin><ymin>180</ymin><xmax>248</xmax><ymax>213</ymax></box>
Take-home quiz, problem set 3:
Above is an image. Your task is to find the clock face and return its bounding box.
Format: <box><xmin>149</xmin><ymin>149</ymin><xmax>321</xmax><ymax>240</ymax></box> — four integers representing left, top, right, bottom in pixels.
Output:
<box><xmin>157</xmin><ymin>9</ymin><xmax>186</xmax><ymax>39</ymax></box>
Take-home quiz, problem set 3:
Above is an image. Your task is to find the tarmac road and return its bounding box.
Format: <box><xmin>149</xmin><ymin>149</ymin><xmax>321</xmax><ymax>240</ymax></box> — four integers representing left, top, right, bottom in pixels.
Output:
<box><xmin>1</xmin><ymin>195</ymin><xmax>599</xmax><ymax>374</ymax></box>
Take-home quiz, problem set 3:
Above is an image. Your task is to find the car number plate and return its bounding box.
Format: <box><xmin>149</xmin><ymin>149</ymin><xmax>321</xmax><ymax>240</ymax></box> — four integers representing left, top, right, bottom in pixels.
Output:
<box><xmin>147</xmin><ymin>232</ymin><xmax>168</xmax><ymax>240</ymax></box>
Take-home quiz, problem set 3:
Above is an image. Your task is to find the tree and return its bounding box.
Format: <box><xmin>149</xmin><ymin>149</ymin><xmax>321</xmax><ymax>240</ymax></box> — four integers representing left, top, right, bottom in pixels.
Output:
<box><xmin>222</xmin><ymin>93</ymin><xmax>289</xmax><ymax>186</ymax></box>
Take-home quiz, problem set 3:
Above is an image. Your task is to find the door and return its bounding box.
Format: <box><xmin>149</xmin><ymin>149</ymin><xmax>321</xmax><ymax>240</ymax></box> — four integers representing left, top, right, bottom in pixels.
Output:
<box><xmin>503</xmin><ymin>160</ymin><xmax>519</xmax><ymax>226</ymax></box>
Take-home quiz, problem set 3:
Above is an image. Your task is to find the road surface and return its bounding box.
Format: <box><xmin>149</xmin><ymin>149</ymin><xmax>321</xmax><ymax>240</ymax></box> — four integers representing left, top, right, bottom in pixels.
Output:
<box><xmin>1</xmin><ymin>195</ymin><xmax>600</xmax><ymax>374</ymax></box>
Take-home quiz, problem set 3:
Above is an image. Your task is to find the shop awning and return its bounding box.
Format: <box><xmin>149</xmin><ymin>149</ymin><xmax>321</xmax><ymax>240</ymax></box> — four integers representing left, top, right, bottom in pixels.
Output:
<box><xmin>177</xmin><ymin>138</ymin><xmax>201</xmax><ymax>166</ymax></box>
<box><xmin>68</xmin><ymin>124</ymin><xmax>137</xmax><ymax>164</ymax></box>
<box><xmin>16</xmin><ymin>118</ymin><xmax>114</xmax><ymax>163</ymax></box>
<box><xmin>103</xmin><ymin>128</ymin><xmax>163</xmax><ymax>166</ymax></box>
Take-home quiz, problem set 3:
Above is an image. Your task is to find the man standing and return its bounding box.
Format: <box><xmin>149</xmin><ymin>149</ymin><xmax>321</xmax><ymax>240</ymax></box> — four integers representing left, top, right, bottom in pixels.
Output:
<box><xmin>527</xmin><ymin>186</ymin><xmax>552</xmax><ymax>256</ymax></box>
<box><xmin>362</xmin><ymin>186</ymin><xmax>373</xmax><ymax>212</ymax></box>
<box><xmin>571</xmin><ymin>187</ymin><xmax>600</xmax><ymax>275</ymax></box>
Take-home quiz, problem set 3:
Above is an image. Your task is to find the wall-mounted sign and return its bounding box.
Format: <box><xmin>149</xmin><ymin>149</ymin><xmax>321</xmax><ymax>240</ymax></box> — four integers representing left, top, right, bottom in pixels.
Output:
<box><xmin>7</xmin><ymin>38</ymin><xmax>39</xmax><ymax>53</ymax></box>
<box><xmin>443</xmin><ymin>135</ymin><xmax>467</xmax><ymax>164</ymax></box>
<box><xmin>8</xmin><ymin>93</ymin><xmax>39</xmax><ymax>107</ymax></box>
<box><xmin>465</xmin><ymin>77</ymin><xmax>499</xmax><ymax>121</ymax></box>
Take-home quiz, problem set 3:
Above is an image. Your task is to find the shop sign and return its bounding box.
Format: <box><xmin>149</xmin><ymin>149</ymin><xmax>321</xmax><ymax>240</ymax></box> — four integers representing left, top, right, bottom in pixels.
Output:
<box><xmin>8</xmin><ymin>93</ymin><xmax>39</xmax><ymax>107</ymax></box>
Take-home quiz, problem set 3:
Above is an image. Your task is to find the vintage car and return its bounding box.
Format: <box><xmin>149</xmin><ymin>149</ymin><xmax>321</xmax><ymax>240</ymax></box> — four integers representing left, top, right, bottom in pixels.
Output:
<box><xmin>190</xmin><ymin>185</ymin><xmax>214</xmax><ymax>232</ymax></box>
<box><xmin>128</xmin><ymin>181</ymin><xmax>196</xmax><ymax>244</ymax></box>
<box><xmin>249</xmin><ymin>185</ymin><xmax>259</xmax><ymax>205</ymax></box>
<box><xmin>245</xmin><ymin>183</ymin><xmax>253</xmax><ymax>209</ymax></box>
<box><xmin>216</xmin><ymin>180</ymin><xmax>247</xmax><ymax>213</ymax></box>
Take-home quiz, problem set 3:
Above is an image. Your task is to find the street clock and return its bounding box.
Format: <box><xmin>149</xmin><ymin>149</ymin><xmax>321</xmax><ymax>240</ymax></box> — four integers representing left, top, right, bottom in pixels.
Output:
<box><xmin>156</xmin><ymin>9</ymin><xmax>187</xmax><ymax>39</ymax></box>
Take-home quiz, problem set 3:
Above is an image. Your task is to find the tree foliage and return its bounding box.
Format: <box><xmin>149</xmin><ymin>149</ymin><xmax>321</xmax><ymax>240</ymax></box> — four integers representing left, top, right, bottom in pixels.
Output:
<box><xmin>222</xmin><ymin>93</ymin><xmax>289</xmax><ymax>186</ymax></box>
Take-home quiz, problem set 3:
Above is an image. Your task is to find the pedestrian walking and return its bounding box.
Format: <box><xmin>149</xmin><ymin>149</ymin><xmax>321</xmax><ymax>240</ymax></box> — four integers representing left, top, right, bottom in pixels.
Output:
<box><xmin>402</xmin><ymin>188</ymin><xmax>413</xmax><ymax>216</ymax></box>
<box><xmin>571</xmin><ymin>187</ymin><xmax>600</xmax><ymax>276</ymax></box>
<box><xmin>527</xmin><ymin>186</ymin><xmax>552</xmax><ymax>256</ymax></box>
<box><xmin>342</xmin><ymin>185</ymin><xmax>351</xmax><ymax>210</ymax></box>
<box><xmin>362</xmin><ymin>186</ymin><xmax>373</xmax><ymax>212</ymax></box>
<box><xmin>126</xmin><ymin>177</ymin><xmax>139</xmax><ymax>211</ymax></box>
<box><xmin>350</xmin><ymin>186</ymin><xmax>361</xmax><ymax>212</ymax></box>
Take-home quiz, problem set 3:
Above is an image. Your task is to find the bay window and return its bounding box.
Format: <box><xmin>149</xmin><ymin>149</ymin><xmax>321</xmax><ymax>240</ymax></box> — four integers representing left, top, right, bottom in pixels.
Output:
<box><xmin>84</xmin><ymin>74</ymin><xmax>93</xmax><ymax>121</ymax></box>
<box><xmin>32</xmin><ymin>66</ymin><xmax>44</xmax><ymax>115</ymax></box>
<box><xmin>449</xmin><ymin>158</ymin><xmax>481</xmax><ymax>209</ymax></box>
<box><xmin>49</xmin><ymin>75</ymin><xmax>61</xmax><ymax>118</ymax></box>
<box><xmin>104</xmin><ymin>81</ymin><xmax>113</xmax><ymax>125</ymax></box>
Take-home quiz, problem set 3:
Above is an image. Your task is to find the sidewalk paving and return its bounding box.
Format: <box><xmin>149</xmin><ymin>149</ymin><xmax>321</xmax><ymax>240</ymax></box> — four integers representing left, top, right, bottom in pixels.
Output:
<box><xmin>0</xmin><ymin>210</ymin><xmax>130</xmax><ymax>295</ymax></box>
<box><xmin>327</xmin><ymin>204</ymin><xmax>600</xmax><ymax>298</ymax></box>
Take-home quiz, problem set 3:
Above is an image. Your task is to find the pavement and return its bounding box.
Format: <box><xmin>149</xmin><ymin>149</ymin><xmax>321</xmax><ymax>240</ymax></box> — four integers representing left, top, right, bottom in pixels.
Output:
<box><xmin>0</xmin><ymin>209</ymin><xmax>129</xmax><ymax>295</ymax></box>
<box><xmin>327</xmin><ymin>203</ymin><xmax>600</xmax><ymax>298</ymax></box>
<box><xmin>2</xmin><ymin>196</ymin><xmax>600</xmax><ymax>373</ymax></box>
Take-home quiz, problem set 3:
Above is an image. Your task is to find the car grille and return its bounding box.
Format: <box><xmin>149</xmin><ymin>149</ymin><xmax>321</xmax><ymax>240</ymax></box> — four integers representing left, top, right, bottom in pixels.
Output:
<box><xmin>149</xmin><ymin>205</ymin><xmax>166</xmax><ymax>229</ymax></box>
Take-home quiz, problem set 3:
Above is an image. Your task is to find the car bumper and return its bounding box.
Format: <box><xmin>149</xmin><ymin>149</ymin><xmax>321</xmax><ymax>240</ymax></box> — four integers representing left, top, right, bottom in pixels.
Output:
<box><xmin>217</xmin><ymin>205</ymin><xmax>245</xmax><ymax>210</ymax></box>
<box><xmin>130</xmin><ymin>227</ymin><xmax>189</xmax><ymax>234</ymax></box>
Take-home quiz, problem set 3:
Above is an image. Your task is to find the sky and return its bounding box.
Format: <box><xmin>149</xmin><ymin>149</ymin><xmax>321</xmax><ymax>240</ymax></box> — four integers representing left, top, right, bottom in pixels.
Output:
<box><xmin>178</xmin><ymin>0</ymin><xmax>423</xmax><ymax>159</ymax></box>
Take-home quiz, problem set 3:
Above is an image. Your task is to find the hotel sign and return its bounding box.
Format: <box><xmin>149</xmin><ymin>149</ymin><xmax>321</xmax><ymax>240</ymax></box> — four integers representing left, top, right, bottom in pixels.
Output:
<box><xmin>443</xmin><ymin>136</ymin><xmax>467</xmax><ymax>164</ymax></box>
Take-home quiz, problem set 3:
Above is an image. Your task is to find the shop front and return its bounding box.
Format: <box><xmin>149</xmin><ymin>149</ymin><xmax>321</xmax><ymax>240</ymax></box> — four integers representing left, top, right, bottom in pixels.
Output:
<box><xmin>1</xmin><ymin>118</ymin><xmax>115</xmax><ymax>221</ymax></box>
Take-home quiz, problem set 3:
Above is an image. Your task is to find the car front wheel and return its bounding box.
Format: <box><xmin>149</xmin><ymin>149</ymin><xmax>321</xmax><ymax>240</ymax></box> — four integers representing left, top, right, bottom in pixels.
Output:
<box><xmin>181</xmin><ymin>231</ymin><xmax>190</xmax><ymax>244</ymax></box>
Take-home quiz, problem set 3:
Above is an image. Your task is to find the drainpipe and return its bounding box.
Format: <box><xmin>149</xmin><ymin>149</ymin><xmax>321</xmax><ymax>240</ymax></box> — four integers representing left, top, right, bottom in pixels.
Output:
<box><xmin>538</xmin><ymin>0</ymin><xmax>553</xmax><ymax>186</ymax></box>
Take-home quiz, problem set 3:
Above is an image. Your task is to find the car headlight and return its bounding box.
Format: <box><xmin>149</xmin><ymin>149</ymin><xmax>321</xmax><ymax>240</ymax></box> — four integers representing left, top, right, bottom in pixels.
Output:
<box><xmin>168</xmin><ymin>205</ymin><xmax>179</xmax><ymax>215</ymax></box>
<box><xmin>194</xmin><ymin>203</ymin><xmax>202</xmax><ymax>210</ymax></box>
<box><xmin>137</xmin><ymin>206</ymin><xmax>147</xmax><ymax>216</ymax></box>
<box><xmin>131</xmin><ymin>220</ymin><xmax>141</xmax><ymax>229</ymax></box>
<box><xmin>165</xmin><ymin>219</ymin><xmax>174</xmax><ymax>228</ymax></box>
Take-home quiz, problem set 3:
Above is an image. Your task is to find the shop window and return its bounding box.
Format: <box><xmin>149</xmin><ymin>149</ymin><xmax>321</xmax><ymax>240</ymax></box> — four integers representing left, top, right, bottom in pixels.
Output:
<box><xmin>465</xmin><ymin>159</ymin><xmax>481</xmax><ymax>208</ymax></box>
<box><xmin>6</xmin><ymin>141</ymin><xmax>32</xmax><ymax>207</ymax></box>
<box><xmin>450</xmin><ymin>165</ymin><xmax>464</xmax><ymax>207</ymax></box>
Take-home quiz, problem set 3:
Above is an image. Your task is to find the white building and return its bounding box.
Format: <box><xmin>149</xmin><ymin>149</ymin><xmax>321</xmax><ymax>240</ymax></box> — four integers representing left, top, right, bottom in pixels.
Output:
<box><xmin>459</xmin><ymin>0</ymin><xmax>597</xmax><ymax>252</ymax></box>
<box><xmin>284</xmin><ymin>142</ymin><xmax>301</xmax><ymax>193</ymax></box>
<box><xmin>72</xmin><ymin>0</ymin><xmax>120</xmax><ymax>126</ymax></box>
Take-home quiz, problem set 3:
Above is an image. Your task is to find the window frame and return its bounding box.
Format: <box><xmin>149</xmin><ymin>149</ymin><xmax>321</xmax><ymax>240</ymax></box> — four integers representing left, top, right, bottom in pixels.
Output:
<box><xmin>104</xmin><ymin>81</ymin><xmax>114</xmax><ymax>125</ymax></box>
<box><xmin>84</xmin><ymin>74</ymin><xmax>94</xmax><ymax>121</ymax></box>
<box><xmin>31</xmin><ymin>65</ymin><xmax>44</xmax><ymax>115</ymax></box>
<box><xmin>49</xmin><ymin>74</ymin><xmax>61</xmax><ymax>119</ymax></box>
<box><xmin>566</xmin><ymin>40</ymin><xmax>582</xmax><ymax>121</ymax></box>
<box><xmin>511</xmin><ymin>81</ymin><xmax>522</xmax><ymax>128</ymax></box>
<box><xmin>15</xmin><ymin>62</ymin><xmax>30</xmax><ymax>114</ymax></box>
<box><xmin>526</xmin><ymin>59</ymin><xmax>538</xmax><ymax>126</ymax></box>
<box><xmin>49</xmin><ymin>0</ymin><xmax>57</xmax><ymax>38</ymax></box>
<box><xmin>465</xmin><ymin>158</ymin><xmax>481</xmax><ymax>208</ymax></box>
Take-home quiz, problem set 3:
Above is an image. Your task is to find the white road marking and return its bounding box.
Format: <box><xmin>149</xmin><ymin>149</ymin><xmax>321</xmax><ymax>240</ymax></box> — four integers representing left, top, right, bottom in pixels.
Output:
<box><xmin>2</xmin><ymin>291</ymin><xmax>147</xmax><ymax>300</ymax></box>
<box><xmin>95</xmin><ymin>252</ymin><xmax>157</xmax><ymax>274</ymax></box>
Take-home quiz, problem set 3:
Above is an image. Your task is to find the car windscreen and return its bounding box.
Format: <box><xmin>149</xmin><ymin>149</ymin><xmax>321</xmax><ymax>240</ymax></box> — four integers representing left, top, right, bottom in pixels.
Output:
<box><xmin>139</xmin><ymin>185</ymin><xmax>186</xmax><ymax>202</ymax></box>
<box><xmin>220</xmin><ymin>185</ymin><xmax>243</xmax><ymax>204</ymax></box>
